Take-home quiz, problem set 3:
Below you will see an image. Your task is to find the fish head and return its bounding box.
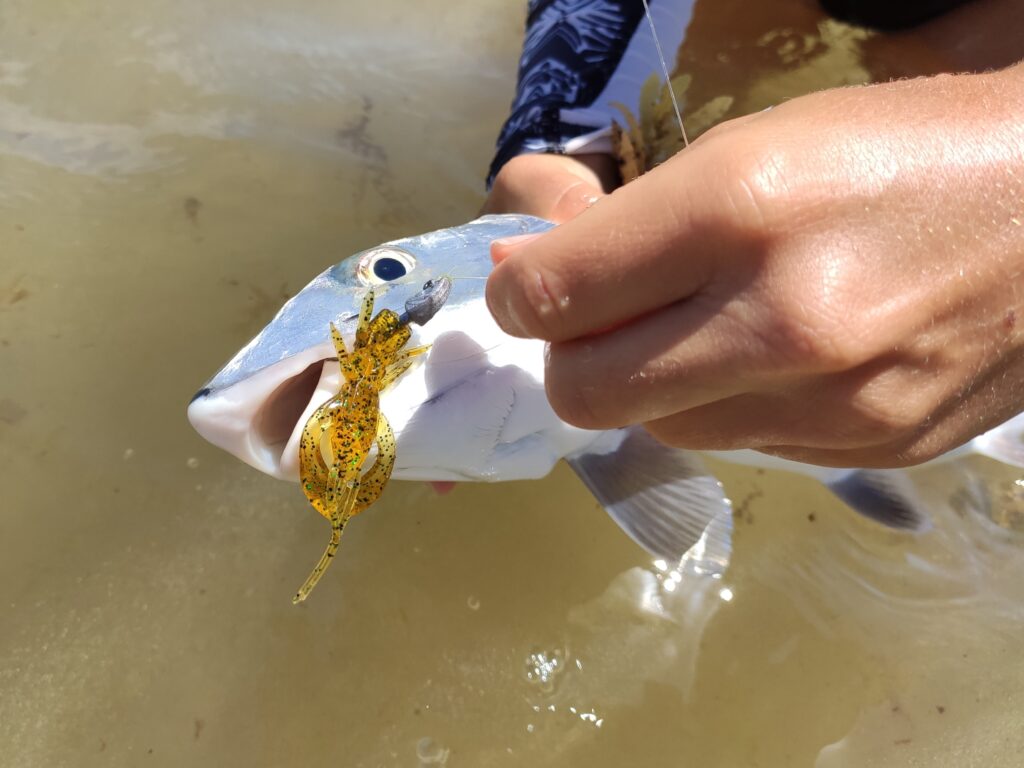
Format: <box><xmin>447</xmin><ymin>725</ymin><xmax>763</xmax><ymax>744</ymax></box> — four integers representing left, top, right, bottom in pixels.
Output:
<box><xmin>187</xmin><ymin>214</ymin><xmax>600</xmax><ymax>483</ymax></box>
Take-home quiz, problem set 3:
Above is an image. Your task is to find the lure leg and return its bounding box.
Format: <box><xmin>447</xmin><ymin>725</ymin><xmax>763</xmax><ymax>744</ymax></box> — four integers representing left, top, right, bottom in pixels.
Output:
<box><xmin>298</xmin><ymin>402</ymin><xmax>340</xmax><ymax>519</ymax></box>
<box><xmin>354</xmin><ymin>289</ymin><xmax>375</xmax><ymax>350</ymax></box>
<box><xmin>379</xmin><ymin>346</ymin><xmax>430</xmax><ymax>391</ymax></box>
<box><xmin>353</xmin><ymin>413</ymin><xmax>397</xmax><ymax>515</ymax></box>
<box><xmin>329</xmin><ymin>322</ymin><xmax>352</xmax><ymax>377</ymax></box>
<box><xmin>292</xmin><ymin>480</ymin><xmax>360</xmax><ymax>604</ymax></box>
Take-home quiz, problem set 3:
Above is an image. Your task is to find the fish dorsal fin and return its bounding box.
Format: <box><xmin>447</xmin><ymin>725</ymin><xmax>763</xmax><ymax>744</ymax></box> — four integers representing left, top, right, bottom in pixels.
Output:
<box><xmin>567</xmin><ymin>428</ymin><xmax>732</xmax><ymax>574</ymax></box>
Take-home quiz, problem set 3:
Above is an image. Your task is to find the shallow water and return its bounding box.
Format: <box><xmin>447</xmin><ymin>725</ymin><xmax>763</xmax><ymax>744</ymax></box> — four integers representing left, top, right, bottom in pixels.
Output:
<box><xmin>3</xmin><ymin>1</ymin><xmax>1024</xmax><ymax>766</ymax></box>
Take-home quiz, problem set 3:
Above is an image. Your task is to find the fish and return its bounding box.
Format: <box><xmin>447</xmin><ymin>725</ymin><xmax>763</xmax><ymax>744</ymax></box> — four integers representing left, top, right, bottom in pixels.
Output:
<box><xmin>187</xmin><ymin>214</ymin><xmax>1024</xmax><ymax>575</ymax></box>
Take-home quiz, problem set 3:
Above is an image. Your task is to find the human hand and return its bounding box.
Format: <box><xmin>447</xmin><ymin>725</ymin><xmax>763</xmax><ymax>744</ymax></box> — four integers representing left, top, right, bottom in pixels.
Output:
<box><xmin>487</xmin><ymin>66</ymin><xmax>1024</xmax><ymax>468</ymax></box>
<box><xmin>483</xmin><ymin>152</ymin><xmax>619</xmax><ymax>223</ymax></box>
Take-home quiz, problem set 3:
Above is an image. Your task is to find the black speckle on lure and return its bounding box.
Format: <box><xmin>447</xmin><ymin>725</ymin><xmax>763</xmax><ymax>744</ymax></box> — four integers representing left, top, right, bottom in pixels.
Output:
<box><xmin>292</xmin><ymin>279</ymin><xmax>451</xmax><ymax>603</ymax></box>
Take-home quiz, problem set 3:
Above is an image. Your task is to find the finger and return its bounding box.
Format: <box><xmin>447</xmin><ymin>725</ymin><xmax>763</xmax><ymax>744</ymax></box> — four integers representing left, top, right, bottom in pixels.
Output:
<box><xmin>487</xmin><ymin>173</ymin><xmax>600</xmax><ymax>224</ymax></box>
<box><xmin>643</xmin><ymin>393</ymin><xmax>798</xmax><ymax>451</ymax></box>
<box><xmin>542</xmin><ymin>291</ymin><xmax>776</xmax><ymax>429</ymax></box>
<box><xmin>688</xmin><ymin>108</ymin><xmax>766</xmax><ymax>145</ymax></box>
<box><xmin>642</xmin><ymin>393</ymin><xmax>846</xmax><ymax>452</ymax></box>
<box><xmin>483</xmin><ymin>153</ymin><xmax>608</xmax><ymax>224</ymax></box>
<box><xmin>640</xmin><ymin>379</ymin><xmax>916</xmax><ymax>453</ymax></box>
<box><xmin>756</xmin><ymin>443</ymin><xmax>920</xmax><ymax>469</ymax></box>
<box><xmin>545</xmin><ymin>306</ymin><xmax>960</xmax><ymax>442</ymax></box>
<box><xmin>486</xmin><ymin>143</ymin><xmax>753</xmax><ymax>342</ymax></box>
<box><xmin>755</xmin><ymin>383</ymin><xmax>1020</xmax><ymax>469</ymax></box>
<box><xmin>546</xmin><ymin>178</ymin><xmax>603</xmax><ymax>224</ymax></box>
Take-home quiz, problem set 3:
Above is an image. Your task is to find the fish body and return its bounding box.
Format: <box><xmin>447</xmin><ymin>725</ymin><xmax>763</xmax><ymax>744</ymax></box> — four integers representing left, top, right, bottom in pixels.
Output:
<box><xmin>189</xmin><ymin>215</ymin><xmax>1024</xmax><ymax>565</ymax></box>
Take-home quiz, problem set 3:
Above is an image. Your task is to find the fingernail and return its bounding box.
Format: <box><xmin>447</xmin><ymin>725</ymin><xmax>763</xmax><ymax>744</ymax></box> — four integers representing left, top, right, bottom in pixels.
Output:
<box><xmin>491</xmin><ymin>232</ymin><xmax>542</xmax><ymax>265</ymax></box>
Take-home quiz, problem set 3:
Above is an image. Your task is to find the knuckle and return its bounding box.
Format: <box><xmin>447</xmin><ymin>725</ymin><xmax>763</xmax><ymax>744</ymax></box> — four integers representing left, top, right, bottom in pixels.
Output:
<box><xmin>778</xmin><ymin>313</ymin><xmax>865</xmax><ymax>372</ymax></box>
<box><xmin>847</xmin><ymin>387</ymin><xmax>931</xmax><ymax>443</ymax></box>
<box><xmin>508</xmin><ymin>263</ymin><xmax>572</xmax><ymax>340</ymax></box>
<box><xmin>644</xmin><ymin>416</ymin><xmax>740</xmax><ymax>451</ymax></box>
<box><xmin>692</xmin><ymin>118</ymin><xmax>732</xmax><ymax>145</ymax></box>
<box><xmin>755</xmin><ymin>278</ymin><xmax>872</xmax><ymax>373</ymax></box>
<box><xmin>642</xmin><ymin>418</ymin><xmax>691</xmax><ymax>449</ymax></box>
<box><xmin>548</xmin><ymin>383</ymin><xmax>604</xmax><ymax>430</ymax></box>
<box><xmin>545</xmin><ymin>343</ymin><xmax>619</xmax><ymax>429</ymax></box>
<box><xmin>720</xmin><ymin>147</ymin><xmax>793</xmax><ymax>231</ymax></box>
<box><xmin>549</xmin><ymin>179</ymin><xmax>598</xmax><ymax>223</ymax></box>
<box><xmin>545</xmin><ymin>373</ymin><xmax>602</xmax><ymax>431</ymax></box>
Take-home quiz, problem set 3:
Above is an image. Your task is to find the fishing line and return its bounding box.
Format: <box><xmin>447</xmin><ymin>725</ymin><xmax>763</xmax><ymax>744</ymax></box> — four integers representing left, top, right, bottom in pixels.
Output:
<box><xmin>422</xmin><ymin>339</ymin><xmax>511</xmax><ymax>366</ymax></box>
<box><xmin>640</xmin><ymin>0</ymin><xmax>689</xmax><ymax>148</ymax></box>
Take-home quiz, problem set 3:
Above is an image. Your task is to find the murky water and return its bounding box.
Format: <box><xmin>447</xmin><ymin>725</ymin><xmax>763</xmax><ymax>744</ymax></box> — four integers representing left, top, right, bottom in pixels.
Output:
<box><xmin>3</xmin><ymin>1</ymin><xmax>1024</xmax><ymax>766</ymax></box>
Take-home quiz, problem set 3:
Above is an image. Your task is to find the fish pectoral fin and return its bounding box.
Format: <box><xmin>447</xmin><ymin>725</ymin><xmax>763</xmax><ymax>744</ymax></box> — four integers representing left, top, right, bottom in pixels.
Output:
<box><xmin>824</xmin><ymin>469</ymin><xmax>931</xmax><ymax>532</ymax></box>
<box><xmin>567</xmin><ymin>427</ymin><xmax>732</xmax><ymax>575</ymax></box>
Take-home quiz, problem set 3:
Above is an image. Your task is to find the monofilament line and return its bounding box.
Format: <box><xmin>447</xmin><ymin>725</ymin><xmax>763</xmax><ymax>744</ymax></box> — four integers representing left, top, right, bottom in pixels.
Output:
<box><xmin>640</xmin><ymin>0</ymin><xmax>689</xmax><ymax>148</ymax></box>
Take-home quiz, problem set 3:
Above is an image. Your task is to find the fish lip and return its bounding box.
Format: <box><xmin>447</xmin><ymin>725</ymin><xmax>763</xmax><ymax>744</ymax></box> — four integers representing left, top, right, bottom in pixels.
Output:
<box><xmin>188</xmin><ymin>387</ymin><xmax>211</xmax><ymax>405</ymax></box>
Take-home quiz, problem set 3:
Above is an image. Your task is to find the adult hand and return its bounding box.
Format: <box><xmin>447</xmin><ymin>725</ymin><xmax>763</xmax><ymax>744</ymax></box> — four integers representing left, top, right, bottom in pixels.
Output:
<box><xmin>487</xmin><ymin>65</ymin><xmax>1024</xmax><ymax>468</ymax></box>
<box><xmin>483</xmin><ymin>152</ymin><xmax>619</xmax><ymax>223</ymax></box>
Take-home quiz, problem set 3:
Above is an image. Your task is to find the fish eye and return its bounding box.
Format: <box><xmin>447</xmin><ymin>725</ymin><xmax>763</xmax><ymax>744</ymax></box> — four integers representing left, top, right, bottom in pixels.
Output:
<box><xmin>356</xmin><ymin>247</ymin><xmax>416</xmax><ymax>286</ymax></box>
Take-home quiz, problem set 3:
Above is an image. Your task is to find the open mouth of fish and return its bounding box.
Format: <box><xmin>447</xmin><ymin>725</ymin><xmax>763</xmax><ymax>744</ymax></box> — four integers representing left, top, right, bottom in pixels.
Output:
<box><xmin>190</xmin><ymin>338</ymin><xmax>353</xmax><ymax>482</ymax></box>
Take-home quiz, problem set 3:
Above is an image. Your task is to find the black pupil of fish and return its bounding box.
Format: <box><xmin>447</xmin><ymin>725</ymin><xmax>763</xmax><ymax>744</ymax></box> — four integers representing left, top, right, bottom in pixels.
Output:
<box><xmin>372</xmin><ymin>257</ymin><xmax>407</xmax><ymax>281</ymax></box>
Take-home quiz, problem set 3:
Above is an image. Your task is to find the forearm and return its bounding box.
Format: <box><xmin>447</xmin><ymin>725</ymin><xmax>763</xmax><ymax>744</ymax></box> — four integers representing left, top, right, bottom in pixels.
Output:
<box><xmin>488</xmin><ymin>0</ymin><xmax>696</xmax><ymax>187</ymax></box>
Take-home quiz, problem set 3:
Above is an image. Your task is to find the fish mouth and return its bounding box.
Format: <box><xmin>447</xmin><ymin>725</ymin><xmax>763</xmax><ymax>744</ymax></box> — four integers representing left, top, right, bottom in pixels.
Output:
<box><xmin>253</xmin><ymin>358</ymin><xmax>326</xmax><ymax>452</ymax></box>
<box><xmin>187</xmin><ymin>342</ymin><xmax>339</xmax><ymax>481</ymax></box>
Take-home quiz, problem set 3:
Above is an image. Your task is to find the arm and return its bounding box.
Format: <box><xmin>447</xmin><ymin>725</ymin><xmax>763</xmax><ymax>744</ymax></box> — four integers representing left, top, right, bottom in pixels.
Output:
<box><xmin>486</xmin><ymin>0</ymin><xmax>696</xmax><ymax>221</ymax></box>
<box><xmin>489</xmin><ymin>0</ymin><xmax>696</xmax><ymax>185</ymax></box>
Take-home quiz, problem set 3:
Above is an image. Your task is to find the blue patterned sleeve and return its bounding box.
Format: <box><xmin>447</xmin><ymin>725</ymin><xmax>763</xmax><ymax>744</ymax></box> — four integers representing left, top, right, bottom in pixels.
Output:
<box><xmin>488</xmin><ymin>0</ymin><xmax>696</xmax><ymax>187</ymax></box>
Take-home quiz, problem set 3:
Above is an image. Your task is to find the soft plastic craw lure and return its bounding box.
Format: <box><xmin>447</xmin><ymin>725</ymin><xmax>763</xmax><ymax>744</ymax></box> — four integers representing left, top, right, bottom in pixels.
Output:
<box><xmin>294</xmin><ymin>278</ymin><xmax>451</xmax><ymax>603</ymax></box>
